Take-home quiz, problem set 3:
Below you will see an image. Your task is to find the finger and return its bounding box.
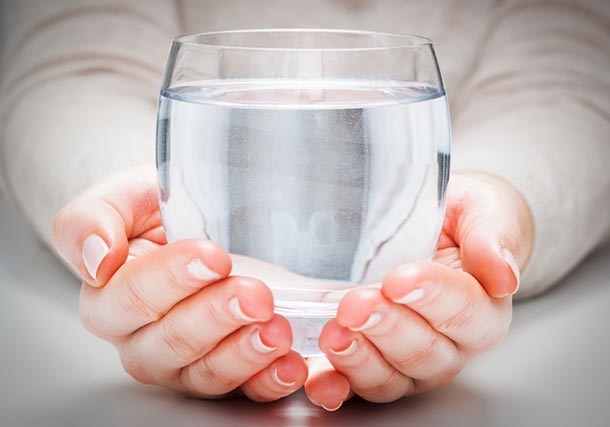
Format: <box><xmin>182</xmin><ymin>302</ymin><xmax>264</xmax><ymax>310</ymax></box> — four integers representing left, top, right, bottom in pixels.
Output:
<box><xmin>181</xmin><ymin>314</ymin><xmax>292</xmax><ymax>398</ymax></box>
<box><xmin>52</xmin><ymin>165</ymin><xmax>160</xmax><ymax>286</ymax></box>
<box><xmin>138</xmin><ymin>225</ymin><xmax>168</xmax><ymax>246</ymax></box>
<box><xmin>240</xmin><ymin>351</ymin><xmax>308</xmax><ymax>402</ymax></box>
<box><xmin>126</xmin><ymin>237</ymin><xmax>162</xmax><ymax>260</ymax></box>
<box><xmin>334</xmin><ymin>287</ymin><xmax>462</xmax><ymax>389</ymax></box>
<box><xmin>445</xmin><ymin>174</ymin><xmax>528</xmax><ymax>297</ymax></box>
<box><xmin>318</xmin><ymin>319</ymin><xmax>415</xmax><ymax>402</ymax></box>
<box><xmin>123</xmin><ymin>276</ymin><xmax>274</xmax><ymax>379</ymax></box>
<box><xmin>80</xmin><ymin>239</ymin><xmax>231</xmax><ymax>339</ymax></box>
<box><xmin>382</xmin><ymin>261</ymin><xmax>512</xmax><ymax>353</ymax></box>
<box><xmin>304</xmin><ymin>357</ymin><xmax>352</xmax><ymax>411</ymax></box>
<box><xmin>460</xmin><ymin>223</ymin><xmax>520</xmax><ymax>298</ymax></box>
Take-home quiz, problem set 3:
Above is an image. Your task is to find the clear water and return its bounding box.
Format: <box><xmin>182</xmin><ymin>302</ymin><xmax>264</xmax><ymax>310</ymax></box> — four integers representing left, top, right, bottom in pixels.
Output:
<box><xmin>156</xmin><ymin>79</ymin><xmax>451</xmax><ymax>356</ymax></box>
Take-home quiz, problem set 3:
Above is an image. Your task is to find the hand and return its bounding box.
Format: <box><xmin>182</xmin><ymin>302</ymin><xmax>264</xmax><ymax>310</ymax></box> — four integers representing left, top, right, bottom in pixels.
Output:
<box><xmin>304</xmin><ymin>173</ymin><xmax>534</xmax><ymax>410</ymax></box>
<box><xmin>52</xmin><ymin>166</ymin><xmax>308</xmax><ymax>401</ymax></box>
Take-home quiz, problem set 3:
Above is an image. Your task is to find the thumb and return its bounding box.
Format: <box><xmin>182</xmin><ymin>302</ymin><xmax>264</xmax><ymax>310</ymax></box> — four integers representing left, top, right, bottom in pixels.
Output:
<box><xmin>52</xmin><ymin>165</ymin><xmax>160</xmax><ymax>287</ymax></box>
<box><xmin>460</xmin><ymin>222</ymin><xmax>521</xmax><ymax>298</ymax></box>
<box><xmin>449</xmin><ymin>174</ymin><xmax>533</xmax><ymax>298</ymax></box>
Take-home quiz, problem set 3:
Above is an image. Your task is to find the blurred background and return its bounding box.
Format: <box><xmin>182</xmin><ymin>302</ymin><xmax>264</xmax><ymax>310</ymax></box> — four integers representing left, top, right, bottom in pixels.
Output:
<box><xmin>1</xmin><ymin>1</ymin><xmax>609</xmax><ymax>426</ymax></box>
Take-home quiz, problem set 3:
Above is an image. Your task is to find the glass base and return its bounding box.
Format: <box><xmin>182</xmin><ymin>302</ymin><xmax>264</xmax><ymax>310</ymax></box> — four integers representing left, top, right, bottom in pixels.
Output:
<box><xmin>282</xmin><ymin>313</ymin><xmax>331</xmax><ymax>357</ymax></box>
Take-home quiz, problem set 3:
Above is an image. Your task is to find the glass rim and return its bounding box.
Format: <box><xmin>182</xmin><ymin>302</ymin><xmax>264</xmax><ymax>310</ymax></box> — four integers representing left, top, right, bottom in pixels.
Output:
<box><xmin>173</xmin><ymin>28</ymin><xmax>433</xmax><ymax>52</ymax></box>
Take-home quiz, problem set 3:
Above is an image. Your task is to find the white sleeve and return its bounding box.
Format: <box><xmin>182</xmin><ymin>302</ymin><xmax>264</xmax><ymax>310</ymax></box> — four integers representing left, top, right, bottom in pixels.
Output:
<box><xmin>450</xmin><ymin>0</ymin><xmax>610</xmax><ymax>298</ymax></box>
<box><xmin>0</xmin><ymin>0</ymin><xmax>181</xmax><ymax>245</ymax></box>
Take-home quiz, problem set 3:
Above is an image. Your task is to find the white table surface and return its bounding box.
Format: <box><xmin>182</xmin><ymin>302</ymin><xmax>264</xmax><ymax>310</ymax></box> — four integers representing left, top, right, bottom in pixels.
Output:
<box><xmin>1</xmin><ymin>195</ymin><xmax>609</xmax><ymax>427</ymax></box>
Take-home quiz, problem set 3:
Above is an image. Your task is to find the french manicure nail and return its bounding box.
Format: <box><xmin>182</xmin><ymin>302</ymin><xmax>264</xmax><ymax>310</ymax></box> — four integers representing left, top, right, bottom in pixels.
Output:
<box><xmin>229</xmin><ymin>296</ymin><xmax>257</xmax><ymax>322</ymax></box>
<box><xmin>322</xmin><ymin>401</ymin><xmax>343</xmax><ymax>412</ymax></box>
<box><xmin>395</xmin><ymin>288</ymin><xmax>424</xmax><ymax>305</ymax></box>
<box><xmin>271</xmin><ymin>367</ymin><xmax>296</xmax><ymax>387</ymax></box>
<box><xmin>329</xmin><ymin>339</ymin><xmax>357</xmax><ymax>357</ymax></box>
<box><xmin>82</xmin><ymin>234</ymin><xmax>109</xmax><ymax>280</ymax></box>
<box><xmin>251</xmin><ymin>328</ymin><xmax>277</xmax><ymax>354</ymax></box>
<box><xmin>349</xmin><ymin>312</ymin><xmax>381</xmax><ymax>332</ymax></box>
<box><xmin>187</xmin><ymin>258</ymin><xmax>219</xmax><ymax>281</ymax></box>
<box><xmin>503</xmin><ymin>249</ymin><xmax>520</xmax><ymax>294</ymax></box>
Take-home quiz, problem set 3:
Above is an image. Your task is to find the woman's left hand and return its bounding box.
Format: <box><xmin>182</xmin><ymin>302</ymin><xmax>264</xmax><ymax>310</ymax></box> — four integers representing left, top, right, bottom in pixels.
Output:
<box><xmin>304</xmin><ymin>173</ymin><xmax>534</xmax><ymax>410</ymax></box>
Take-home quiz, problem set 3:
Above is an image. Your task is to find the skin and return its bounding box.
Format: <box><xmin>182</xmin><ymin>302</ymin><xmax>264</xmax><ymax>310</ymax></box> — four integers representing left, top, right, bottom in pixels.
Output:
<box><xmin>52</xmin><ymin>165</ymin><xmax>534</xmax><ymax>409</ymax></box>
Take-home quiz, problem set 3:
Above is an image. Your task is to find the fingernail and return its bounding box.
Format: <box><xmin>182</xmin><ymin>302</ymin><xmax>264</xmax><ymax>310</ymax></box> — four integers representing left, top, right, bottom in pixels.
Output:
<box><xmin>503</xmin><ymin>249</ymin><xmax>520</xmax><ymax>294</ymax></box>
<box><xmin>329</xmin><ymin>339</ymin><xmax>357</xmax><ymax>357</ymax></box>
<box><xmin>271</xmin><ymin>367</ymin><xmax>296</xmax><ymax>387</ymax></box>
<box><xmin>251</xmin><ymin>328</ymin><xmax>277</xmax><ymax>354</ymax></box>
<box><xmin>395</xmin><ymin>288</ymin><xmax>424</xmax><ymax>305</ymax></box>
<box><xmin>187</xmin><ymin>258</ymin><xmax>219</xmax><ymax>281</ymax></box>
<box><xmin>322</xmin><ymin>401</ymin><xmax>343</xmax><ymax>412</ymax></box>
<box><xmin>229</xmin><ymin>296</ymin><xmax>257</xmax><ymax>322</ymax></box>
<box><xmin>82</xmin><ymin>234</ymin><xmax>109</xmax><ymax>280</ymax></box>
<box><xmin>349</xmin><ymin>312</ymin><xmax>381</xmax><ymax>332</ymax></box>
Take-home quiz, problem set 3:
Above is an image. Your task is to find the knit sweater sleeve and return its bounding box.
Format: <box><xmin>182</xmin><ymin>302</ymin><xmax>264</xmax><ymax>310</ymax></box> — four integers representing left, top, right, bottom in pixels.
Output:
<box><xmin>450</xmin><ymin>0</ymin><xmax>610</xmax><ymax>299</ymax></box>
<box><xmin>0</xmin><ymin>0</ymin><xmax>180</xmax><ymax>244</ymax></box>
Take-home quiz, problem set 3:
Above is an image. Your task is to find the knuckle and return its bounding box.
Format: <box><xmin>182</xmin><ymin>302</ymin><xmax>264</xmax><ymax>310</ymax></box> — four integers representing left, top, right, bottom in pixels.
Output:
<box><xmin>415</xmin><ymin>364</ymin><xmax>463</xmax><ymax>392</ymax></box>
<box><xmin>159</xmin><ymin>315</ymin><xmax>202</xmax><ymax>362</ymax></box>
<box><xmin>120</xmin><ymin>350</ymin><xmax>153</xmax><ymax>384</ymax></box>
<box><xmin>189</xmin><ymin>357</ymin><xmax>237</xmax><ymax>395</ymax></box>
<box><xmin>465</xmin><ymin>304</ymin><xmax>512</xmax><ymax>354</ymax></box>
<box><xmin>79</xmin><ymin>287</ymin><xmax>113</xmax><ymax>340</ymax></box>
<box><xmin>79</xmin><ymin>308</ymin><xmax>105</xmax><ymax>338</ymax></box>
<box><xmin>356</xmin><ymin>369</ymin><xmax>409</xmax><ymax>403</ymax></box>
<box><xmin>242</xmin><ymin>383</ymin><xmax>277</xmax><ymax>403</ymax></box>
<box><xmin>435</xmin><ymin>297</ymin><xmax>477</xmax><ymax>332</ymax></box>
<box><xmin>395</xmin><ymin>333</ymin><xmax>441</xmax><ymax>372</ymax></box>
<box><xmin>379</xmin><ymin>307</ymin><xmax>408</xmax><ymax>337</ymax></box>
<box><xmin>225</xmin><ymin>330</ymin><xmax>260</xmax><ymax>367</ymax></box>
<box><xmin>163</xmin><ymin>258</ymin><xmax>200</xmax><ymax>294</ymax></box>
<box><xmin>202</xmin><ymin>294</ymin><xmax>233</xmax><ymax>330</ymax></box>
<box><xmin>163</xmin><ymin>262</ymin><xmax>183</xmax><ymax>288</ymax></box>
<box><xmin>437</xmin><ymin>364</ymin><xmax>463</xmax><ymax>386</ymax></box>
<box><xmin>119</xmin><ymin>277</ymin><xmax>163</xmax><ymax>323</ymax></box>
<box><xmin>473</xmin><ymin>323</ymin><xmax>510</xmax><ymax>354</ymax></box>
<box><xmin>52</xmin><ymin>205</ymin><xmax>79</xmax><ymax>257</ymax></box>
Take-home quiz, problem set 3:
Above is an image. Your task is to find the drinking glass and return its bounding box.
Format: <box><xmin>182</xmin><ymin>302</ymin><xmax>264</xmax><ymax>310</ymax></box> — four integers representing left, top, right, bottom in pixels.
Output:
<box><xmin>156</xmin><ymin>29</ymin><xmax>451</xmax><ymax>356</ymax></box>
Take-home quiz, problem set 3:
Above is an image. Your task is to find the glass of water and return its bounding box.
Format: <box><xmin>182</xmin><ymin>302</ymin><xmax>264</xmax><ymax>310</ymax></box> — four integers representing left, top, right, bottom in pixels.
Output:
<box><xmin>156</xmin><ymin>29</ymin><xmax>451</xmax><ymax>357</ymax></box>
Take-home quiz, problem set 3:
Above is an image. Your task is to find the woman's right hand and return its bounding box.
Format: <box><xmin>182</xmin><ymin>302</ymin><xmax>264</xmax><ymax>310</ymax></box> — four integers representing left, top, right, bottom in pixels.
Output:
<box><xmin>52</xmin><ymin>166</ymin><xmax>308</xmax><ymax>401</ymax></box>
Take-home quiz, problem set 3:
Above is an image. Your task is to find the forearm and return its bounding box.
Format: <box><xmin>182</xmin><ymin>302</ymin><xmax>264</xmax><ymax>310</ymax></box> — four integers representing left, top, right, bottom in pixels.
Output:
<box><xmin>451</xmin><ymin>0</ymin><xmax>610</xmax><ymax>298</ymax></box>
<box><xmin>453</xmin><ymin>104</ymin><xmax>610</xmax><ymax>299</ymax></box>
<box><xmin>0</xmin><ymin>0</ymin><xmax>177</xmax><ymax>245</ymax></box>
<box><xmin>1</xmin><ymin>75</ymin><xmax>156</xmax><ymax>245</ymax></box>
